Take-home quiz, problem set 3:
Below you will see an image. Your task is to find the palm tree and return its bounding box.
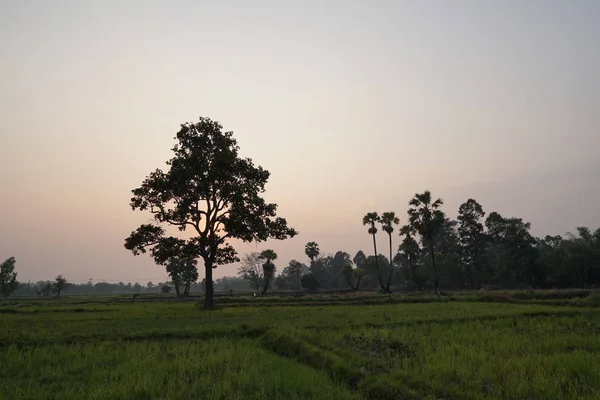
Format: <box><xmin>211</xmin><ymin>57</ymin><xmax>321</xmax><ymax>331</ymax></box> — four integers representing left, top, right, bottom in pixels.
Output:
<box><xmin>260</xmin><ymin>249</ymin><xmax>277</xmax><ymax>295</ymax></box>
<box><xmin>407</xmin><ymin>191</ymin><xmax>445</xmax><ymax>294</ymax></box>
<box><xmin>305</xmin><ymin>242</ymin><xmax>320</xmax><ymax>276</ymax></box>
<box><xmin>398</xmin><ymin>224</ymin><xmax>422</xmax><ymax>290</ymax></box>
<box><xmin>362</xmin><ymin>212</ymin><xmax>385</xmax><ymax>291</ymax></box>
<box><xmin>380</xmin><ymin>212</ymin><xmax>400</xmax><ymax>292</ymax></box>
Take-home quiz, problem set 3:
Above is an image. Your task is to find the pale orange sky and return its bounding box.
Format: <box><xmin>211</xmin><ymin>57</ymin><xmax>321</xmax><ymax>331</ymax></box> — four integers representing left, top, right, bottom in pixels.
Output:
<box><xmin>1</xmin><ymin>1</ymin><xmax>599</xmax><ymax>284</ymax></box>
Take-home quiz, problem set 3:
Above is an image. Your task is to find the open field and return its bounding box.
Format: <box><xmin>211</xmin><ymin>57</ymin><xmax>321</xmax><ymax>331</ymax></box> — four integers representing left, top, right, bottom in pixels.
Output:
<box><xmin>1</xmin><ymin>293</ymin><xmax>600</xmax><ymax>399</ymax></box>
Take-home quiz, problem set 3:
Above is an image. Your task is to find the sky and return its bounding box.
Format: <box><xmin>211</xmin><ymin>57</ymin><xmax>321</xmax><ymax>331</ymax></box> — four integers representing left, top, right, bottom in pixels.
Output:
<box><xmin>1</xmin><ymin>0</ymin><xmax>599</xmax><ymax>284</ymax></box>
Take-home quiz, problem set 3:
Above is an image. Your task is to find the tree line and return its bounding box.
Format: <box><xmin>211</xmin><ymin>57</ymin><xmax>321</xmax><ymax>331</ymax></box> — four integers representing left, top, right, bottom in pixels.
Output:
<box><xmin>234</xmin><ymin>193</ymin><xmax>599</xmax><ymax>293</ymax></box>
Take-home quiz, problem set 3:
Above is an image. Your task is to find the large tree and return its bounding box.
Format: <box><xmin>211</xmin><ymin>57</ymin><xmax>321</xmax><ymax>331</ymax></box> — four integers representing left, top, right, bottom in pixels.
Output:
<box><xmin>407</xmin><ymin>191</ymin><xmax>445</xmax><ymax>293</ymax></box>
<box><xmin>380</xmin><ymin>212</ymin><xmax>399</xmax><ymax>292</ymax></box>
<box><xmin>0</xmin><ymin>257</ymin><xmax>18</xmax><ymax>297</ymax></box>
<box><xmin>124</xmin><ymin>117</ymin><xmax>297</xmax><ymax>310</ymax></box>
<box><xmin>457</xmin><ymin>199</ymin><xmax>486</xmax><ymax>288</ymax></box>
<box><xmin>363</xmin><ymin>212</ymin><xmax>385</xmax><ymax>291</ymax></box>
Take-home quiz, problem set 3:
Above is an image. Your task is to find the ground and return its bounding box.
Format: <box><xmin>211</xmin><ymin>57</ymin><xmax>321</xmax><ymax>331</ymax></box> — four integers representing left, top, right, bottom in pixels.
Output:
<box><xmin>1</xmin><ymin>291</ymin><xmax>599</xmax><ymax>399</ymax></box>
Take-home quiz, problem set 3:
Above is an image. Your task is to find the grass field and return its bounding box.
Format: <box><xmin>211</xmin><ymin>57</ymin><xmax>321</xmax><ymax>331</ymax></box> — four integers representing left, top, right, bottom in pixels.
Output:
<box><xmin>1</xmin><ymin>292</ymin><xmax>600</xmax><ymax>399</ymax></box>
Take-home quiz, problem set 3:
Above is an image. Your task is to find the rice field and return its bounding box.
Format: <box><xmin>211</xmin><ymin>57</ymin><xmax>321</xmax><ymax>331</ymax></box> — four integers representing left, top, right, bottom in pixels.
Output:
<box><xmin>1</xmin><ymin>294</ymin><xmax>599</xmax><ymax>399</ymax></box>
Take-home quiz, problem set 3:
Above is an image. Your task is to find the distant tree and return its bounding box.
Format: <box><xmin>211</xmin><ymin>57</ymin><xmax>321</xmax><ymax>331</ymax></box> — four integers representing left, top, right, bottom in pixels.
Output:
<box><xmin>408</xmin><ymin>191</ymin><xmax>445</xmax><ymax>293</ymax></box>
<box><xmin>124</xmin><ymin>117</ymin><xmax>297</xmax><ymax>310</ymax></box>
<box><xmin>363</xmin><ymin>212</ymin><xmax>385</xmax><ymax>291</ymax></box>
<box><xmin>380</xmin><ymin>212</ymin><xmax>399</xmax><ymax>292</ymax></box>
<box><xmin>457</xmin><ymin>199</ymin><xmax>486</xmax><ymax>288</ymax></box>
<box><xmin>53</xmin><ymin>275</ymin><xmax>67</xmax><ymax>297</ymax></box>
<box><xmin>260</xmin><ymin>249</ymin><xmax>277</xmax><ymax>294</ymax></box>
<box><xmin>304</xmin><ymin>242</ymin><xmax>320</xmax><ymax>277</ymax></box>
<box><xmin>0</xmin><ymin>257</ymin><xmax>18</xmax><ymax>297</ymax></box>
<box><xmin>238</xmin><ymin>252</ymin><xmax>264</xmax><ymax>292</ymax></box>
<box><xmin>166</xmin><ymin>257</ymin><xmax>198</xmax><ymax>296</ymax></box>
<box><xmin>160</xmin><ymin>284</ymin><xmax>172</xmax><ymax>293</ymax></box>
<box><xmin>341</xmin><ymin>263</ymin><xmax>364</xmax><ymax>290</ymax></box>
<box><xmin>283</xmin><ymin>260</ymin><xmax>308</xmax><ymax>289</ymax></box>
<box><xmin>398</xmin><ymin>225</ymin><xmax>422</xmax><ymax>290</ymax></box>
<box><xmin>485</xmin><ymin>212</ymin><xmax>538</xmax><ymax>286</ymax></box>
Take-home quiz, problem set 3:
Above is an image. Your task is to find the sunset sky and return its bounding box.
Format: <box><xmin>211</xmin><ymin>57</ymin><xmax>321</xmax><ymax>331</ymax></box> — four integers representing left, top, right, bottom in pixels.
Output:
<box><xmin>1</xmin><ymin>0</ymin><xmax>599</xmax><ymax>284</ymax></box>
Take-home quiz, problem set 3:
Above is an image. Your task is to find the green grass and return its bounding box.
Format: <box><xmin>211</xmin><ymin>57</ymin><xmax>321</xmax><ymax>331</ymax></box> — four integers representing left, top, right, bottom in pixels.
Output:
<box><xmin>1</xmin><ymin>295</ymin><xmax>599</xmax><ymax>399</ymax></box>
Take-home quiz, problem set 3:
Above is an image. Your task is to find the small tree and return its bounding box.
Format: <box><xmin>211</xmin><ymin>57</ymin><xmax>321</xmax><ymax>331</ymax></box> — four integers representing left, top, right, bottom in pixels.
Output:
<box><xmin>53</xmin><ymin>275</ymin><xmax>67</xmax><ymax>297</ymax></box>
<box><xmin>124</xmin><ymin>117</ymin><xmax>297</xmax><ymax>310</ymax></box>
<box><xmin>0</xmin><ymin>257</ymin><xmax>18</xmax><ymax>297</ymax></box>
<box><xmin>260</xmin><ymin>249</ymin><xmax>277</xmax><ymax>294</ymax></box>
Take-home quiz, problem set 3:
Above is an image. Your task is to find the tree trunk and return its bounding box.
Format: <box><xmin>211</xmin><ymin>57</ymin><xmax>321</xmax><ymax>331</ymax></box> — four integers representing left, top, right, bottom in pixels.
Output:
<box><xmin>430</xmin><ymin>243</ymin><xmax>439</xmax><ymax>294</ymax></box>
<box><xmin>372</xmin><ymin>233</ymin><xmax>384</xmax><ymax>291</ymax></box>
<box><xmin>174</xmin><ymin>280</ymin><xmax>181</xmax><ymax>297</ymax></box>
<box><xmin>386</xmin><ymin>233</ymin><xmax>393</xmax><ymax>292</ymax></box>
<box><xmin>356</xmin><ymin>275</ymin><xmax>362</xmax><ymax>291</ymax></box>
<box><xmin>261</xmin><ymin>278</ymin><xmax>269</xmax><ymax>295</ymax></box>
<box><xmin>204</xmin><ymin>260</ymin><xmax>214</xmax><ymax>310</ymax></box>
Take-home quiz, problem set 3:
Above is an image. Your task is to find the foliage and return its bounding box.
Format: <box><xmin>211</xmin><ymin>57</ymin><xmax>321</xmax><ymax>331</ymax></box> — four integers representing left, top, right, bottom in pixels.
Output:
<box><xmin>0</xmin><ymin>257</ymin><xmax>18</xmax><ymax>297</ymax></box>
<box><xmin>124</xmin><ymin>117</ymin><xmax>297</xmax><ymax>309</ymax></box>
<box><xmin>301</xmin><ymin>273</ymin><xmax>319</xmax><ymax>291</ymax></box>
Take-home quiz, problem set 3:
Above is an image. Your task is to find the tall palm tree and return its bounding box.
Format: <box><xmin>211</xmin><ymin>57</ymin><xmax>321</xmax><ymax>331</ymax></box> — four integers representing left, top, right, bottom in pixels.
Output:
<box><xmin>407</xmin><ymin>191</ymin><xmax>445</xmax><ymax>293</ymax></box>
<box><xmin>260</xmin><ymin>249</ymin><xmax>277</xmax><ymax>295</ymax></box>
<box><xmin>380</xmin><ymin>212</ymin><xmax>400</xmax><ymax>292</ymax></box>
<box><xmin>305</xmin><ymin>242</ymin><xmax>320</xmax><ymax>276</ymax></box>
<box><xmin>362</xmin><ymin>212</ymin><xmax>385</xmax><ymax>291</ymax></box>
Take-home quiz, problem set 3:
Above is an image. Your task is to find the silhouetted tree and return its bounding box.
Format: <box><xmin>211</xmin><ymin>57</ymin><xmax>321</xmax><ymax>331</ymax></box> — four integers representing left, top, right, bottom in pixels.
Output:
<box><xmin>408</xmin><ymin>191</ymin><xmax>445</xmax><ymax>293</ymax></box>
<box><xmin>398</xmin><ymin>225</ymin><xmax>422</xmax><ymax>290</ymax></box>
<box><xmin>363</xmin><ymin>212</ymin><xmax>385</xmax><ymax>291</ymax></box>
<box><xmin>284</xmin><ymin>259</ymin><xmax>308</xmax><ymax>289</ymax></box>
<box><xmin>457</xmin><ymin>199</ymin><xmax>487</xmax><ymax>288</ymax></box>
<box><xmin>0</xmin><ymin>257</ymin><xmax>18</xmax><ymax>297</ymax></box>
<box><xmin>305</xmin><ymin>242</ymin><xmax>320</xmax><ymax>278</ymax></box>
<box><xmin>260</xmin><ymin>249</ymin><xmax>277</xmax><ymax>294</ymax></box>
<box><xmin>484</xmin><ymin>212</ymin><xmax>538</xmax><ymax>287</ymax></box>
<box><xmin>380</xmin><ymin>212</ymin><xmax>399</xmax><ymax>292</ymax></box>
<box><xmin>166</xmin><ymin>257</ymin><xmax>198</xmax><ymax>296</ymax></box>
<box><xmin>124</xmin><ymin>117</ymin><xmax>297</xmax><ymax>310</ymax></box>
<box><xmin>53</xmin><ymin>275</ymin><xmax>67</xmax><ymax>297</ymax></box>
